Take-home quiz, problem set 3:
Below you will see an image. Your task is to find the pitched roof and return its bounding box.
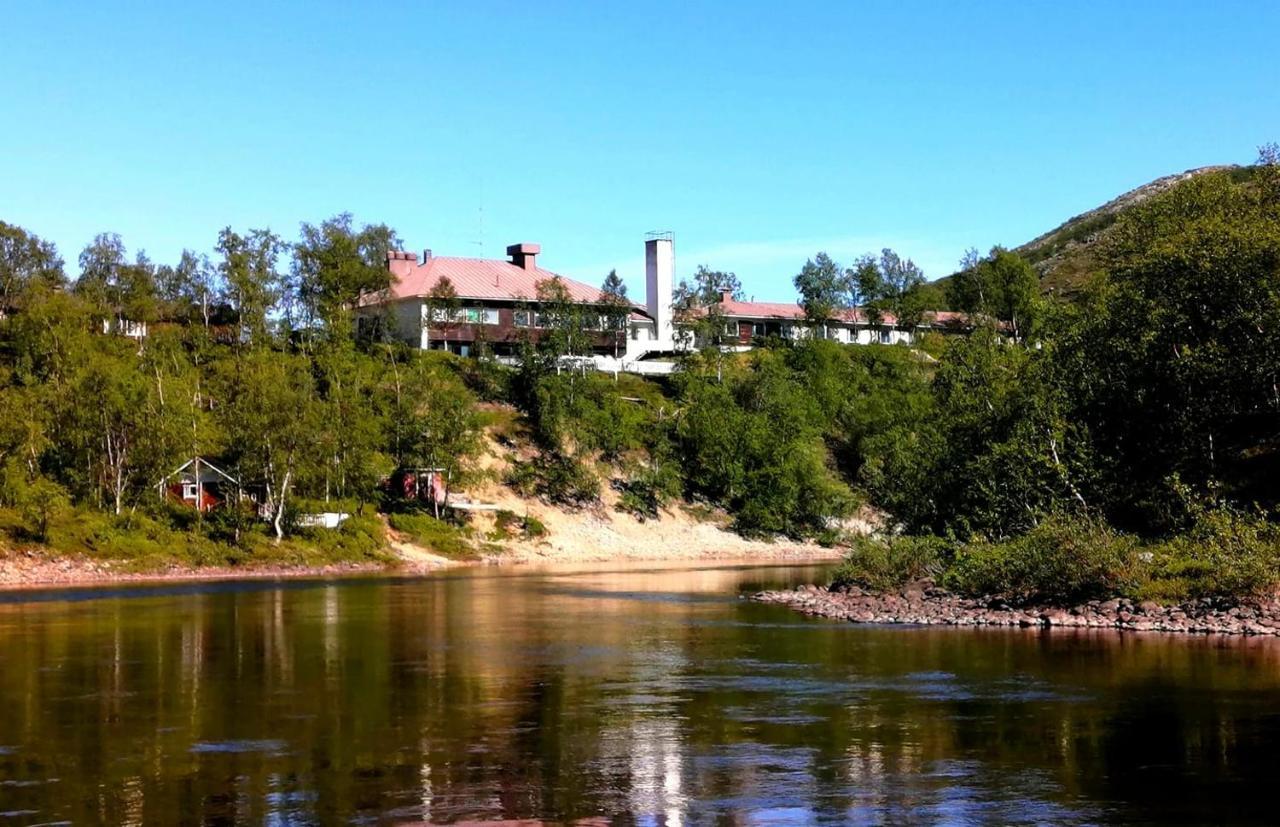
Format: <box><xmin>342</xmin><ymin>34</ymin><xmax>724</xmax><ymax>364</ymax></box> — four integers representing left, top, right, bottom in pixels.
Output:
<box><xmin>696</xmin><ymin>298</ymin><xmax>896</xmax><ymax>325</ymax></box>
<box><xmin>693</xmin><ymin>299</ymin><xmax>980</xmax><ymax>329</ymax></box>
<box><xmin>377</xmin><ymin>255</ymin><xmax>617</xmax><ymax>305</ymax></box>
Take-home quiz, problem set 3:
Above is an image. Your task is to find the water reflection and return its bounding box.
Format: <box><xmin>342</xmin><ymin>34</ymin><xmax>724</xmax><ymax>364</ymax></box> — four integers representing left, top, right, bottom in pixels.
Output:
<box><xmin>1</xmin><ymin>562</ymin><xmax>1280</xmax><ymax>824</ymax></box>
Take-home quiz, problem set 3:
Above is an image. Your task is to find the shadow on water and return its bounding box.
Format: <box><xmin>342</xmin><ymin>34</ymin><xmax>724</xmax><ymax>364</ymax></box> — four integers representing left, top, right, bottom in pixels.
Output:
<box><xmin>1</xmin><ymin>561</ymin><xmax>1279</xmax><ymax>824</ymax></box>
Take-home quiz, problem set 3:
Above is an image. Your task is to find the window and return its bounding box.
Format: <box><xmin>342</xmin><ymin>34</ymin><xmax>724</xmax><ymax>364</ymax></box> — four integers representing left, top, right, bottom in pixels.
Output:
<box><xmin>182</xmin><ymin>483</ymin><xmax>198</xmax><ymax>500</ymax></box>
<box><xmin>514</xmin><ymin>310</ymin><xmax>532</xmax><ymax>327</ymax></box>
<box><xmin>879</xmin><ymin>328</ymin><xmax>892</xmax><ymax>344</ymax></box>
<box><xmin>752</xmin><ymin>322</ymin><xmax>766</xmax><ymax>337</ymax></box>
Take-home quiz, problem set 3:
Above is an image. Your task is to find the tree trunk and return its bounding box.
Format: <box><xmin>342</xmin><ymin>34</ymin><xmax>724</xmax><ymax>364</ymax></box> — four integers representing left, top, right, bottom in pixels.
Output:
<box><xmin>272</xmin><ymin>468</ymin><xmax>291</xmax><ymax>542</ymax></box>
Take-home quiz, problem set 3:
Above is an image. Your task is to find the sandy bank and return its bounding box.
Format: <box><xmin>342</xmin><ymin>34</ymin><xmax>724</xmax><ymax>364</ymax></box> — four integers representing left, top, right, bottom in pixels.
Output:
<box><xmin>0</xmin><ymin>513</ymin><xmax>841</xmax><ymax>593</ymax></box>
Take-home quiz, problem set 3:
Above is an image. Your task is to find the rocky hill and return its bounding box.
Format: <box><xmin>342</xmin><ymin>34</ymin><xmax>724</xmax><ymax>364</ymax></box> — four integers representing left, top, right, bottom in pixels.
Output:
<box><xmin>1016</xmin><ymin>164</ymin><xmax>1241</xmax><ymax>294</ymax></box>
<box><xmin>933</xmin><ymin>164</ymin><xmax>1249</xmax><ymax>298</ymax></box>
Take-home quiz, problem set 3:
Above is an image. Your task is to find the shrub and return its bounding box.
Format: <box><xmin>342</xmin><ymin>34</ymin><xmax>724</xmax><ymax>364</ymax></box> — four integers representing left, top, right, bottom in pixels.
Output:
<box><xmin>830</xmin><ymin>534</ymin><xmax>953</xmax><ymax>592</ymax></box>
<box><xmin>1139</xmin><ymin>505</ymin><xmax>1280</xmax><ymax>601</ymax></box>
<box><xmin>505</xmin><ymin>452</ymin><xmax>599</xmax><ymax>507</ymax></box>
<box><xmin>490</xmin><ymin>509</ymin><xmax>548</xmax><ymax>540</ymax></box>
<box><xmin>293</xmin><ymin>509</ymin><xmax>390</xmax><ymax>564</ymax></box>
<box><xmin>614</xmin><ymin>462</ymin><xmax>681</xmax><ymax>520</ymax></box>
<box><xmin>388</xmin><ymin>512</ymin><xmax>477</xmax><ymax>559</ymax></box>
<box><xmin>943</xmin><ymin>515</ymin><xmax>1140</xmax><ymax>605</ymax></box>
<box><xmin>504</xmin><ymin>462</ymin><xmax>539</xmax><ymax>497</ymax></box>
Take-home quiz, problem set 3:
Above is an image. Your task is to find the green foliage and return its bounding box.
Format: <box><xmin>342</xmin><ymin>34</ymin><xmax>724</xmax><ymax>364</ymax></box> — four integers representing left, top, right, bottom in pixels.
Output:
<box><xmin>1139</xmin><ymin>502</ymin><xmax>1280</xmax><ymax>601</ymax></box>
<box><xmin>491</xmin><ymin>509</ymin><xmax>549</xmax><ymax>540</ymax></box>
<box><xmin>793</xmin><ymin>252</ymin><xmax>846</xmax><ymax>325</ymax></box>
<box><xmin>675</xmin><ymin>348</ymin><xmax>855</xmax><ymax>537</ymax></box>
<box><xmin>947</xmin><ymin>246</ymin><xmax>1040</xmax><ymax>340</ymax></box>
<box><xmin>830</xmin><ymin>534</ymin><xmax>953</xmax><ymax>592</ymax></box>
<box><xmin>522</xmin><ymin>514</ymin><xmax>548</xmax><ymax>538</ymax></box>
<box><xmin>505</xmin><ymin>452</ymin><xmax>600</xmax><ymax>508</ymax></box>
<box><xmin>388</xmin><ymin>511</ymin><xmax>477</xmax><ymax>559</ymax></box>
<box><xmin>943</xmin><ymin>515</ymin><xmax>1141</xmax><ymax>605</ymax></box>
<box><xmin>615</xmin><ymin>461</ymin><xmax>682</xmax><ymax>520</ymax></box>
<box><xmin>851</xmin><ymin>248</ymin><xmax>928</xmax><ymax>327</ymax></box>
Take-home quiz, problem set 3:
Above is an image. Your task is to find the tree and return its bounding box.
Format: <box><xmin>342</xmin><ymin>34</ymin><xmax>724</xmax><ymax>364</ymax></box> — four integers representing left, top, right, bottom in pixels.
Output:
<box><xmin>293</xmin><ymin>213</ymin><xmax>401</xmax><ymax>338</ymax></box>
<box><xmin>793</xmin><ymin>252</ymin><xmax>847</xmax><ymax>335</ymax></box>
<box><xmin>0</xmin><ymin>222</ymin><xmax>64</xmax><ymax>310</ymax></box>
<box><xmin>852</xmin><ymin>248</ymin><xmax>927</xmax><ymax>330</ymax></box>
<box><xmin>75</xmin><ymin>233</ymin><xmax>159</xmax><ymax>332</ymax></box>
<box><xmin>599</xmin><ymin>269</ymin><xmax>630</xmax><ymax>358</ymax></box>
<box><xmin>671</xmin><ymin>265</ymin><xmax>744</xmax><ymax>375</ymax></box>
<box><xmin>424</xmin><ymin>275</ymin><xmax>460</xmax><ymax>351</ymax></box>
<box><xmin>216</xmin><ymin>227</ymin><xmax>287</xmax><ymax>347</ymax></box>
<box><xmin>216</xmin><ymin>349</ymin><xmax>322</xmax><ymax>540</ymax></box>
<box><xmin>535</xmin><ymin>276</ymin><xmax>590</xmax><ymax>362</ymax></box>
<box><xmin>395</xmin><ymin>358</ymin><xmax>484</xmax><ymax>516</ymax></box>
<box><xmin>948</xmin><ymin>246</ymin><xmax>1040</xmax><ymax>340</ymax></box>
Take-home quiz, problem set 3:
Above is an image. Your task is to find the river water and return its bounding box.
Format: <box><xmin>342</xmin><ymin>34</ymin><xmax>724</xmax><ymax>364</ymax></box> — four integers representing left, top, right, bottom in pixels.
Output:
<box><xmin>2</xmin><ymin>562</ymin><xmax>1280</xmax><ymax>825</ymax></box>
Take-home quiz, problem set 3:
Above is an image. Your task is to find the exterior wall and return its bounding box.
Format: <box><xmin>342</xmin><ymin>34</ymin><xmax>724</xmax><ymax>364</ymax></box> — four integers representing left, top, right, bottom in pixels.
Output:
<box><xmin>644</xmin><ymin>236</ymin><xmax>675</xmax><ymax>346</ymax></box>
<box><xmin>360</xmin><ymin>299</ymin><xmax>632</xmax><ymax>355</ymax></box>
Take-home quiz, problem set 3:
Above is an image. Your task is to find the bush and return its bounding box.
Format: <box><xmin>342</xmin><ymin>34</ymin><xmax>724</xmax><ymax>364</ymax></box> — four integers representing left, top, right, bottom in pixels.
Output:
<box><xmin>1139</xmin><ymin>505</ymin><xmax>1280</xmax><ymax>601</ymax></box>
<box><xmin>293</xmin><ymin>509</ymin><xmax>390</xmax><ymax>563</ymax></box>
<box><xmin>388</xmin><ymin>511</ymin><xmax>477</xmax><ymax>559</ymax></box>
<box><xmin>943</xmin><ymin>515</ymin><xmax>1140</xmax><ymax>605</ymax></box>
<box><xmin>505</xmin><ymin>452</ymin><xmax>599</xmax><ymax>507</ymax></box>
<box><xmin>490</xmin><ymin>509</ymin><xmax>548</xmax><ymax>540</ymax></box>
<box><xmin>830</xmin><ymin>534</ymin><xmax>953</xmax><ymax>592</ymax></box>
<box><xmin>614</xmin><ymin>462</ymin><xmax>681</xmax><ymax>520</ymax></box>
<box><xmin>523</xmin><ymin>515</ymin><xmax>548</xmax><ymax>538</ymax></box>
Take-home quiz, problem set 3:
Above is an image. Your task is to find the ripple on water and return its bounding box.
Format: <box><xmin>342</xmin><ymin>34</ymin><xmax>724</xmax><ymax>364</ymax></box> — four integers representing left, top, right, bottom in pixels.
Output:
<box><xmin>190</xmin><ymin>740</ymin><xmax>288</xmax><ymax>754</ymax></box>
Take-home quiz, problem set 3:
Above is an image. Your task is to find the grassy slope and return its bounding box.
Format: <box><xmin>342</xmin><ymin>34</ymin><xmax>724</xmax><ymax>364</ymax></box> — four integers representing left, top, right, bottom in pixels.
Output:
<box><xmin>930</xmin><ymin>164</ymin><xmax>1248</xmax><ymax>299</ymax></box>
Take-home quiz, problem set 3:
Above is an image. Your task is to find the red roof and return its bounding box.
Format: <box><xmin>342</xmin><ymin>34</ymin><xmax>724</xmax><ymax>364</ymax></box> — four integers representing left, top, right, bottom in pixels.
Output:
<box><xmin>378</xmin><ymin>253</ymin><xmax>616</xmax><ymax>305</ymax></box>
<box><xmin>695</xmin><ymin>299</ymin><xmax>978</xmax><ymax>329</ymax></box>
<box><xmin>699</xmin><ymin>298</ymin><xmax>895</xmax><ymax>325</ymax></box>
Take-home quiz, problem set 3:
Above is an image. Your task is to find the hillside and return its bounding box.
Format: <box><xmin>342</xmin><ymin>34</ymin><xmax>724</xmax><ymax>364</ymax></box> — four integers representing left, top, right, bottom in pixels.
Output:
<box><xmin>933</xmin><ymin>163</ymin><xmax>1248</xmax><ymax>297</ymax></box>
<box><xmin>1017</xmin><ymin>164</ymin><xmax>1242</xmax><ymax>294</ymax></box>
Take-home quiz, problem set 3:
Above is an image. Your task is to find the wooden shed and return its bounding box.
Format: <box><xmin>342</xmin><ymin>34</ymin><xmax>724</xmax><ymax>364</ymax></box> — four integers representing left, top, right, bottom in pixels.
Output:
<box><xmin>158</xmin><ymin>458</ymin><xmax>240</xmax><ymax>513</ymax></box>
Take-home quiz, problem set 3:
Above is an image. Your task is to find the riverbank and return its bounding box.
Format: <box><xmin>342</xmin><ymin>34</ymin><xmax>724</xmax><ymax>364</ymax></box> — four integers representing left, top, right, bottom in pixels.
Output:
<box><xmin>0</xmin><ymin>514</ymin><xmax>842</xmax><ymax>592</ymax></box>
<box><xmin>753</xmin><ymin>580</ymin><xmax>1280</xmax><ymax>636</ymax></box>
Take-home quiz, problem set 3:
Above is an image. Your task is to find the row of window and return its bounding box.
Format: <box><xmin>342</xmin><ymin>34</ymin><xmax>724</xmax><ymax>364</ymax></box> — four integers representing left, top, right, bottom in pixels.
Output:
<box><xmin>424</xmin><ymin>306</ymin><xmax>500</xmax><ymax>325</ymax></box>
<box><xmin>719</xmin><ymin>321</ymin><xmax>896</xmax><ymax>344</ymax></box>
<box><xmin>420</xmin><ymin>305</ymin><xmax>627</xmax><ymax>332</ymax></box>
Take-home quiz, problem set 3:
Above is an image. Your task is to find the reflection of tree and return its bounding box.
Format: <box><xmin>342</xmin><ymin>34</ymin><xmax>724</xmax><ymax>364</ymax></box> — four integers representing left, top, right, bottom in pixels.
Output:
<box><xmin>4</xmin><ymin>579</ymin><xmax>1280</xmax><ymax>822</ymax></box>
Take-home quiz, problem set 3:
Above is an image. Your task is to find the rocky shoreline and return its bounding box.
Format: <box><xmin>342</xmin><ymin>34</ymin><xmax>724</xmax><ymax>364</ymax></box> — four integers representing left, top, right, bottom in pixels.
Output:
<box><xmin>752</xmin><ymin>581</ymin><xmax>1280</xmax><ymax>637</ymax></box>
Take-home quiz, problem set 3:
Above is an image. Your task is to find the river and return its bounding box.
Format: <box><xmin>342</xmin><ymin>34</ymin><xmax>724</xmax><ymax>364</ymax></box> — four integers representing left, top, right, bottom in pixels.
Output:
<box><xmin>1</xmin><ymin>561</ymin><xmax>1279</xmax><ymax>824</ymax></box>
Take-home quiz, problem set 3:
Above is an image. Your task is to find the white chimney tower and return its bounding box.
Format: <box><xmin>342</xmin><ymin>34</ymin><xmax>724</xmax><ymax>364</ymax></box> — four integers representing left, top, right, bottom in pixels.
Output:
<box><xmin>645</xmin><ymin>232</ymin><xmax>674</xmax><ymax>346</ymax></box>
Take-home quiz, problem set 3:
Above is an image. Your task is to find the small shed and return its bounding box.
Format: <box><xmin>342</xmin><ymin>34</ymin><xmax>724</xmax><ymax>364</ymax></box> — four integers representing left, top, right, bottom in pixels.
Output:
<box><xmin>158</xmin><ymin>458</ymin><xmax>240</xmax><ymax>512</ymax></box>
<box><xmin>386</xmin><ymin>467</ymin><xmax>448</xmax><ymax>506</ymax></box>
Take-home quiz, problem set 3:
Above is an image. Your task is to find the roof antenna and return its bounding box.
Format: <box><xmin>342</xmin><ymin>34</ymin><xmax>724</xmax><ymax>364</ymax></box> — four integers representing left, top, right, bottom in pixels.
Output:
<box><xmin>470</xmin><ymin>177</ymin><xmax>486</xmax><ymax>259</ymax></box>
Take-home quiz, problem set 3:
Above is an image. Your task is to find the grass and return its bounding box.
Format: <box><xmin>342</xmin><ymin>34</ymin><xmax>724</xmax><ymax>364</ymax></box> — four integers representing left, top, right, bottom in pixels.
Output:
<box><xmin>0</xmin><ymin>504</ymin><xmax>396</xmax><ymax>572</ymax></box>
<box><xmin>387</xmin><ymin>511</ymin><xmax>479</xmax><ymax>560</ymax></box>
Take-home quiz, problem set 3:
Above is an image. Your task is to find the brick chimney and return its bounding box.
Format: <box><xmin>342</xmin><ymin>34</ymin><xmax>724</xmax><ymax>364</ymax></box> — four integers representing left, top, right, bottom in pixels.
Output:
<box><xmin>386</xmin><ymin>250</ymin><xmax>419</xmax><ymax>280</ymax></box>
<box><xmin>506</xmin><ymin>243</ymin><xmax>541</xmax><ymax>271</ymax></box>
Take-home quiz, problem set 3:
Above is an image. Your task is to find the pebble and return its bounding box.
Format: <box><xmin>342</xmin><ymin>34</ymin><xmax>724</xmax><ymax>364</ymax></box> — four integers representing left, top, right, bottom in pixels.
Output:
<box><xmin>751</xmin><ymin>581</ymin><xmax>1280</xmax><ymax>637</ymax></box>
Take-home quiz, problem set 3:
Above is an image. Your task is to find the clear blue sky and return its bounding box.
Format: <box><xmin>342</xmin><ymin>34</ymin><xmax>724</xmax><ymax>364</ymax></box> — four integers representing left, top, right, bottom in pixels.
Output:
<box><xmin>3</xmin><ymin>1</ymin><xmax>1277</xmax><ymax>300</ymax></box>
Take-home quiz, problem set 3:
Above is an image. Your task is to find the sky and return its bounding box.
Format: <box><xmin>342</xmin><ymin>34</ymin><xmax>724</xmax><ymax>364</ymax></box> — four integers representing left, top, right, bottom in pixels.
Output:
<box><xmin>3</xmin><ymin>1</ymin><xmax>1278</xmax><ymax>300</ymax></box>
